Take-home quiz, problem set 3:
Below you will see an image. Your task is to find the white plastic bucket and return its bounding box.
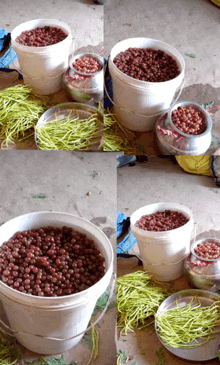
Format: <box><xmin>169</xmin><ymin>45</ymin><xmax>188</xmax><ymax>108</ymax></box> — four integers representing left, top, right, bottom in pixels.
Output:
<box><xmin>11</xmin><ymin>19</ymin><xmax>73</xmax><ymax>95</ymax></box>
<box><xmin>0</xmin><ymin>212</ymin><xmax>114</xmax><ymax>354</ymax></box>
<box><xmin>109</xmin><ymin>38</ymin><xmax>185</xmax><ymax>131</ymax></box>
<box><xmin>130</xmin><ymin>203</ymin><xmax>194</xmax><ymax>281</ymax></box>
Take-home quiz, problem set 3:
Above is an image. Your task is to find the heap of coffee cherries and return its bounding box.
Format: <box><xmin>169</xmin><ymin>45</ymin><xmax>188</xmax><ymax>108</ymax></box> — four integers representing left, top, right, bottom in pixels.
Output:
<box><xmin>0</xmin><ymin>226</ymin><xmax>105</xmax><ymax>297</ymax></box>
<box><xmin>135</xmin><ymin>210</ymin><xmax>189</xmax><ymax>232</ymax></box>
<box><xmin>171</xmin><ymin>106</ymin><xmax>206</xmax><ymax>135</ymax></box>
<box><xmin>16</xmin><ymin>26</ymin><xmax>67</xmax><ymax>47</ymax></box>
<box><xmin>194</xmin><ymin>240</ymin><xmax>220</xmax><ymax>260</ymax></box>
<box><xmin>72</xmin><ymin>55</ymin><xmax>103</xmax><ymax>74</ymax></box>
<box><xmin>113</xmin><ymin>47</ymin><xmax>180</xmax><ymax>82</ymax></box>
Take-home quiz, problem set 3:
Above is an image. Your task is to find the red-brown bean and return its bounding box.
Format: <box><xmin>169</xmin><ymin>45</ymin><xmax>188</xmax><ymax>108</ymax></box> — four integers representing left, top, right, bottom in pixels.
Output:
<box><xmin>135</xmin><ymin>210</ymin><xmax>189</xmax><ymax>231</ymax></box>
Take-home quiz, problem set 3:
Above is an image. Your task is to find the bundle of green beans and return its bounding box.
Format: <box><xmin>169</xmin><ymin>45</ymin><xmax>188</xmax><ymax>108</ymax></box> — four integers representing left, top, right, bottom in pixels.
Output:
<box><xmin>156</xmin><ymin>296</ymin><xmax>220</xmax><ymax>348</ymax></box>
<box><xmin>117</xmin><ymin>271</ymin><xmax>170</xmax><ymax>335</ymax></box>
<box><xmin>0</xmin><ymin>85</ymin><xmax>49</xmax><ymax>148</ymax></box>
<box><xmin>36</xmin><ymin>110</ymin><xmax>102</xmax><ymax>150</ymax></box>
<box><xmin>103</xmin><ymin>111</ymin><xmax>137</xmax><ymax>154</ymax></box>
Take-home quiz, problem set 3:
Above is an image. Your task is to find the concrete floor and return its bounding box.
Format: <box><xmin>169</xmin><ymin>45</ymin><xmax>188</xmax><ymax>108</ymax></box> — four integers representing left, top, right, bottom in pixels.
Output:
<box><xmin>105</xmin><ymin>0</ymin><xmax>220</xmax><ymax>154</ymax></box>
<box><xmin>0</xmin><ymin>150</ymin><xmax>117</xmax><ymax>365</ymax></box>
<box><xmin>117</xmin><ymin>156</ymin><xmax>220</xmax><ymax>365</ymax></box>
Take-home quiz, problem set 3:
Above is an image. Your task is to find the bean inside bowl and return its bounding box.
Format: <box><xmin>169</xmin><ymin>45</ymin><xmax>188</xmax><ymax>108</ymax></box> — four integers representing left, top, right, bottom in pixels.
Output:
<box><xmin>171</xmin><ymin>105</ymin><xmax>207</xmax><ymax>135</ymax></box>
<box><xmin>193</xmin><ymin>239</ymin><xmax>220</xmax><ymax>260</ymax></box>
<box><xmin>72</xmin><ymin>55</ymin><xmax>103</xmax><ymax>75</ymax></box>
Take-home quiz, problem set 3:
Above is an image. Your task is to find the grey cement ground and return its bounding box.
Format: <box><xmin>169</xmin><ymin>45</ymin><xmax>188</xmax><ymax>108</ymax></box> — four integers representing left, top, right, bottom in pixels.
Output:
<box><xmin>117</xmin><ymin>156</ymin><xmax>220</xmax><ymax>365</ymax></box>
<box><xmin>0</xmin><ymin>150</ymin><xmax>117</xmax><ymax>364</ymax></box>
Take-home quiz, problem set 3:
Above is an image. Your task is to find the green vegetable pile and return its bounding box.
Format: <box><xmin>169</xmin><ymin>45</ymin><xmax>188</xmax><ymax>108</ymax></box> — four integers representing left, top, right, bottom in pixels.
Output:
<box><xmin>156</xmin><ymin>296</ymin><xmax>220</xmax><ymax>348</ymax></box>
<box><xmin>0</xmin><ymin>85</ymin><xmax>49</xmax><ymax>148</ymax></box>
<box><xmin>117</xmin><ymin>271</ymin><xmax>170</xmax><ymax>335</ymax></box>
<box><xmin>36</xmin><ymin>110</ymin><xmax>102</xmax><ymax>150</ymax></box>
<box><xmin>103</xmin><ymin>111</ymin><xmax>137</xmax><ymax>153</ymax></box>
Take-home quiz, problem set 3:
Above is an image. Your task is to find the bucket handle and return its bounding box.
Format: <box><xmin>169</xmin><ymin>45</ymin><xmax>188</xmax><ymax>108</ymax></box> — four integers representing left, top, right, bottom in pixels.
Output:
<box><xmin>0</xmin><ymin>271</ymin><xmax>116</xmax><ymax>342</ymax></box>
<box><xmin>104</xmin><ymin>58</ymin><xmax>185</xmax><ymax>118</ymax></box>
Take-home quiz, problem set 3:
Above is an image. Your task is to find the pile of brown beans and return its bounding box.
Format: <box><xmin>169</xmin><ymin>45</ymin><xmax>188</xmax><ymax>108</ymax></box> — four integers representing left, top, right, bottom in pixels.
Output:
<box><xmin>172</xmin><ymin>106</ymin><xmax>206</xmax><ymax>135</ymax></box>
<box><xmin>113</xmin><ymin>47</ymin><xmax>180</xmax><ymax>82</ymax></box>
<box><xmin>0</xmin><ymin>226</ymin><xmax>105</xmax><ymax>297</ymax></box>
<box><xmin>16</xmin><ymin>26</ymin><xmax>67</xmax><ymax>47</ymax></box>
<box><xmin>135</xmin><ymin>210</ymin><xmax>189</xmax><ymax>232</ymax></box>
<box><xmin>194</xmin><ymin>240</ymin><xmax>220</xmax><ymax>259</ymax></box>
<box><xmin>72</xmin><ymin>55</ymin><xmax>103</xmax><ymax>74</ymax></box>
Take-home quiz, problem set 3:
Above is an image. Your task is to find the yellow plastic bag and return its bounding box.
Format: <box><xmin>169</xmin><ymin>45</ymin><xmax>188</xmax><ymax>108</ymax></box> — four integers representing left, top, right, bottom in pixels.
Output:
<box><xmin>210</xmin><ymin>0</ymin><xmax>220</xmax><ymax>6</ymax></box>
<box><xmin>175</xmin><ymin>155</ymin><xmax>213</xmax><ymax>176</ymax></box>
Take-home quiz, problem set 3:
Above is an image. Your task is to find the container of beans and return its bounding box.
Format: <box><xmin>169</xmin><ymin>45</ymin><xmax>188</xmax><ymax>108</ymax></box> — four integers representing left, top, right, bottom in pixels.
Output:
<box><xmin>0</xmin><ymin>211</ymin><xmax>114</xmax><ymax>354</ymax></box>
<box><xmin>108</xmin><ymin>38</ymin><xmax>185</xmax><ymax>131</ymax></box>
<box><xmin>130</xmin><ymin>203</ymin><xmax>194</xmax><ymax>281</ymax></box>
<box><xmin>63</xmin><ymin>53</ymin><xmax>104</xmax><ymax>103</ymax></box>
<box><xmin>156</xmin><ymin>101</ymin><xmax>212</xmax><ymax>155</ymax></box>
<box><xmin>184</xmin><ymin>236</ymin><xmax>220</xmax><ymax>292</ymax></box>
<box><xmin>11</xmin><ymin>19</ymin><xmax>73</xmax><ymax>95</ymax></box>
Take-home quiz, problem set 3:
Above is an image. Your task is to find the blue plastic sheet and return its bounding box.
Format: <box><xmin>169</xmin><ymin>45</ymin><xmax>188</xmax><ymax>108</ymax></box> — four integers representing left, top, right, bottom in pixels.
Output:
<box><xmin>0</xmin><ymin>28</ymin><xmax>10</xmax><ymax>52</ymax></box>
<box><xmin>117</xmin><ymin>210</ymin><xmax>130</xmax><ymax>238</ymax></box>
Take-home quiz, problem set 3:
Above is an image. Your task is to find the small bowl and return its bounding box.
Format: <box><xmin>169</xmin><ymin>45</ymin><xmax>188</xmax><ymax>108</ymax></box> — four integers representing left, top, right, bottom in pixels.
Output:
<box><xmin>156</xmin><ymin>101</ymin><xmax>213</xmax><ymax>155</ymax></box>
<box><xmin>63</xmin><ymin>53</ymin><xmax>104</xmax><ymax>103</ymax></box>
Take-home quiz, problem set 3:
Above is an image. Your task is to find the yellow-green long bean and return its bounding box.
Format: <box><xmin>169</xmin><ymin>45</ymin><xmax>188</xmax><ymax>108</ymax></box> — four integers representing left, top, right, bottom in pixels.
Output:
<box><xmin>156</xmin><ymin>296</ymin><xmax>220</xmax><ymax>348</ymax></box>
<box><xmin>0</xmin><ymin>85</ymin><xmax>49</xmax><ymax>147</ymax></box>
<box><xmin>103</xmin><ymin>111</ymin><xmax>137</xmax><ymax>154</ymax></box>
<box><xmin>36</xmin><ymin>112</ymin><xmax>102</xmax><ymax>150</ymax></box>
<box><xmin>117</xmin><ymin>271</ymin><xmax>170</xmax><ymax>335</ymax></box>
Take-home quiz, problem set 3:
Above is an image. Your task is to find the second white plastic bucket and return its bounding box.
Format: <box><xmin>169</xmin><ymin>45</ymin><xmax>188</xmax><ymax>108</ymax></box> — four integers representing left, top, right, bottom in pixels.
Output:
<box><xmin>130</xmin><ymin>203</ymin><xmax>194</xmax><ymax>281</ymax></box>
<box><xmin>0</xmin><ymin>212</ymin><xmax>114</xmax><ymax>354</ymax></box>
<box><xmin>11</xmin><ymin>19</ymin><xmax>73</xmax><ymax>95</ymax></box>
<box><xmin>109</xmin><ymin>38</ymin><xmax>185</xmax><ymax>131</ymax></box>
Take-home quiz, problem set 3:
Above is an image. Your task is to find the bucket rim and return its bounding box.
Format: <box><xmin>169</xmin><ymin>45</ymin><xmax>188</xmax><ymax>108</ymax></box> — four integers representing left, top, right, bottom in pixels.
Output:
<box><xmin>0</xmin><ymin>211</ymin><xmax>114</xmax><ymax>306</ymax></box>
<box><xmin>130</xmin><ymin>202</ymin><xmax>194</xmax><ymax>237</ymax></box>
<box><xmin>11</xmin><ymin>18</ymin><xmax>72</xmax><ymax>53</ymax></box>
<box><xmin>109</xmin><ymin>37</ymin><xmax>185</xmax><ymax>86</ymax></box>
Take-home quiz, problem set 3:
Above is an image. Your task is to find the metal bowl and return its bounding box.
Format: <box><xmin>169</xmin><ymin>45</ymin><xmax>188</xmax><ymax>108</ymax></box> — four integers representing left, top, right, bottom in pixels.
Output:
<box><xmin>155</xmin><ymin>101</ymin><xmax>212</xmax><ymax>155</ymax></box>
<box><xmin>184</xmin><ymin>236</ymin><xmax>220</xmax><ymax>292</ymax></box>
<box><xmin>35</xmin><ymin>102</ymin><xmax>103</xmax><ymax>150</ymax></box>
<box><xmin>63</xmin><ymin>53</ymin><xmax>104</xmax><ymax>103</ymax></box>
<box><xmin>155</xmin><ymin>289</ymin><xmax>220</xmax><ymax>361</ymax></box>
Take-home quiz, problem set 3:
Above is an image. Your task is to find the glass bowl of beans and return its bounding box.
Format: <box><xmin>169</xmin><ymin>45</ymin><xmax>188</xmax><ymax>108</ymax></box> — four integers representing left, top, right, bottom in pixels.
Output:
<box><xmin>156</xmin><ymin>101</ymin><xmax>212</xmax><ymax>155</ymax></box>
<box><xmin>63</xmin><ymin>53</ymin><xmax>104</xmax><ymax>103</ymax></box>
<box><xmin>184</xmin><ymin>237</ymin><xmax>220</xmax><ymax>292</ymax></box>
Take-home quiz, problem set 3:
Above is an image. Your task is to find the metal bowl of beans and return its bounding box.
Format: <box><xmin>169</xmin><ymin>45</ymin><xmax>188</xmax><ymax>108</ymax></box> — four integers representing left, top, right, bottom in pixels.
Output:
<box><xmin>184</xmin><ymin>237</ymin><xmax>220</xmax><ymax>293</ymax></box>
<box><xmin>156</xmin><ymin>101</ymin><xmax>212</xmax><ymax>155</ymax></box>
<box><xmin>63</xmin><ymin>53</ymin><xmax>104</xmax><ymax>103</ymax></box>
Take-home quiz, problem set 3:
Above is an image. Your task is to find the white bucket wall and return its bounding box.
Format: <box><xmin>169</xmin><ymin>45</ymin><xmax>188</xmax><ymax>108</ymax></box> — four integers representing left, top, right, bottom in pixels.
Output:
<box><xmin>130</xmin><ymin>203</ymin><xmax>194</xmax><ymax>281</ymax></box>
<box><xmin>0</xmin><ymin>212</ymin><xmax>114</xmax><ymax>354</ymax></box>
<box><xmin>11</xmin><ymin>19</ymin><xmax>73</xmax><ymax>95</ymax></box>
<box><xmin>109</xmin><ymin>38</ymin><xmax>185</xmax><ymax>131</ymax></box>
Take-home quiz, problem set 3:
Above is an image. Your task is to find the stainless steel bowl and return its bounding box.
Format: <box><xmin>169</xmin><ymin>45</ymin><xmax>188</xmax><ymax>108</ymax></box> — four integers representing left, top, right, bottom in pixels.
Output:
<box><xmin>155</xmin><ymin>101</ymin><xmax>212</xmax><ymax>155</ymax></box>
<box><xmin>184</xmin><ymin>236</ymin><xmax>220</xmax><ymax>292</ymax></box>
<box><xmin>35</xmin><ymin>102</ymin><xmax>103</xmax><ymax>150</ymax></box>
<box><xmin>155</xmin><ymin>289</ymin><xmax>220</xmax><ymax>361</ymax></box>
<box><xmin>63</xmin><ymin>53</ymin><xmax>104</xmax><ymax>103</ymax></box>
